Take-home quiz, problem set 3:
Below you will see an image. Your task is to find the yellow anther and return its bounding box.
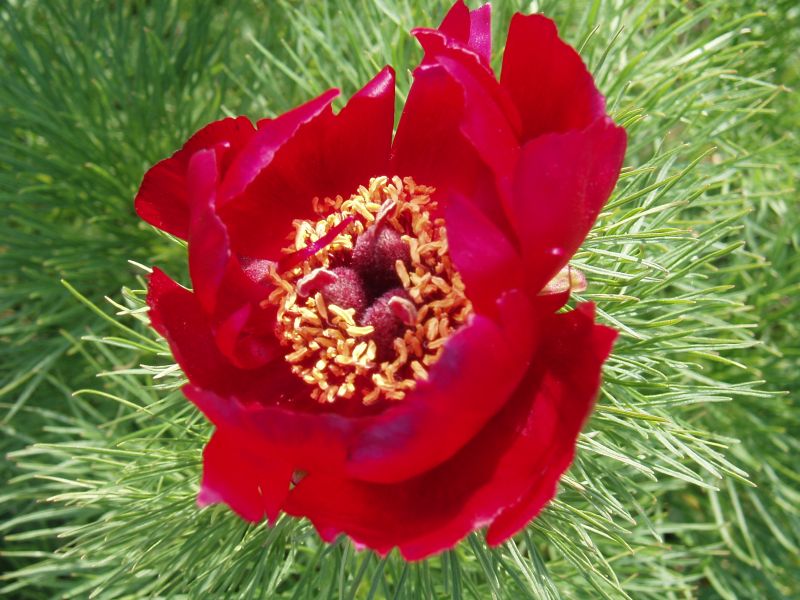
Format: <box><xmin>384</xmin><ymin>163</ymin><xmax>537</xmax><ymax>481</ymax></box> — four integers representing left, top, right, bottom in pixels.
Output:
<box><xmin>346</xmin><ymin>324</ymin><xmax>376</xmax><ymax>338</ymax></box>
<box><xmin>328</xmin><ymin>304</ymin><xmax>357</xmax><ymax>327</ymax></box>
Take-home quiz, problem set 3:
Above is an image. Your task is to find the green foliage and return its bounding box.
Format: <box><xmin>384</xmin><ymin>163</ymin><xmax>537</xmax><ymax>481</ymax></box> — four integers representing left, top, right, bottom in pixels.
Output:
<box><xmin>0</xmin><ymin>0</ymin><xmax>239</xmax><ymax>472</ymax></box>
<box><xmin>1</xmin><ymin>0</ymin><xmax>797</xmax><ymax>598</ymax></box>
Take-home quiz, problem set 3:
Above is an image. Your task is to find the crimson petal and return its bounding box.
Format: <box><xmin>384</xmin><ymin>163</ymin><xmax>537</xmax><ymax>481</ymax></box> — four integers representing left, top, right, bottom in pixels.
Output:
<box><xmin>396</xmin><ymin>24</ymin><xmax>522</xmax><ymax>238</ymax></box>
<box><xmin>218</xmin><ymin>89</ymin><xmax>339</xmax><ymax>206</ymax></box>
<box><xmin>511</xmin><ymin>116</ymin><xmax>627</xmax><ymax>293</ymax></box>
<box><xmin>198</xmin><ymin>429</ymin><xmax>293</xmax><ymax>524</ymax></box>
<box><xmin>436</xmin><ymin>0</ymin><xmax>492</xmax><ymax>64</ymax></box>
<box><xmin>391</xmin><ymin>64</ymin><xmax>515</xmax><ymax>240</ymax></box>
<box><xmin>285</xmin><ymin>304</ymin><xmax>615</xmax><ymax>560</ymax></box>
<box><xmin>147</xmin><ymin>267</ymin><xmax>232</xmax><ymax>392</ymax></box>
<box><xmin>345</xmin><ymin>290</ymin><xmax>534</xmax><ymax>483</ymax></box>
<box><xmin>147</xmin><ymin>267</ymin><xmax>279</xmax><ymax>400</ymax></box>
<box><xmin>185</xmin><ymin>385</ymin><xmax>354</xmax><ymax>475</ymax></box>
<box><xmin>413</xmin><ymin>36</ymin><xmax>519</xmax><ymax>185</ymax></box>
<box><xmin>322</xmin><ymin>66</ymin><xmax>395</xmax><ymax>196</ymax></box>
<box><xmin>501</xmin><ymin>14</ymin><xmax>606</xmax><ymax>140</ymax></box>
<box><xmin>220</xmin><ymin>68</ymin><xmax>395</xmax><ymax>259</ymax></box>
<box><xmin>391</xmin><ymin>64</ymin><xmax>472</xmax><ymax>194</ymax></box>
<box><xmin>134</xmin><ymin>116</ymin><xmax>255</xmax><ymax>239</ymax></box>
<box><xmin>486</xmin><ymin>304</ymin><xmax>618</xmax><ymax>544</ymax></box>
<box><xmin>188</xmin><ymin>291</ymin><xmax>535</xmax><ymax>489</ymax></box>
<box><xmin>186</xmin><ymin>148</ymin><xmax>281</xmax><ymax>369</ymax></box>
<box><xmin>445</xmin><ymin>192</ymin><xmax>523</xmax><ymax>314</ymax></box>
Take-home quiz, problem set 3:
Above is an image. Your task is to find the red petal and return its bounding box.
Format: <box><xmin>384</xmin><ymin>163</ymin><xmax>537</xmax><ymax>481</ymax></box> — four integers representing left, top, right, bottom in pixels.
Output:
<box><xmin>411</xmin><ymin>25</ymin><xmax>521</xmax><ymax>141</ymax></box>
<box><xmin>283</xmin><ymin>303</ymin><xmax>615</xmax><ymax>560</ymax></box>
<box><xmin>500</xmin><ymin>14</ymin><xmax>606</xmax><ymax>140</ymax></box>
<box><xmin>220</xmin><ymin>68</ymin><xmax>395</xmax><ymax>259</ymax></box>
<box><xmin>187</xmin><ymin>148</ymin><xmax>230</xmax><ymax>314</ymax></box>
<box><xmin>415</xmin><ymin>38</ymin><xmax>519</xmax><ymax>185</ymax></box>
<box><xmin>134</xmin><ymin>117</ymin><xmax>255</xmax><ymax>239</ymax></box>
<box><xmin>391</xmin><ymin>64</ymin><xmax>515</xmax><ymax>240</ymax></box>
<box><xmin>217</xmin><ymin>89</ymin><xmax>339</xmax><ymax>206</ymax></box>
<box><xmin>437</xmin><ymin>1</ymin><xmax>492</xmax><ymax>64</ymax></box>
<box><xmin>511</xmin><ymin>117</ymin><xmax>626</xmax><ymax>293</ymax></box>
<box><xmin>344</xmin><ymin>290</ymin><xmax>534</xmax><ymax>483</ymax></box>
<box><xmin>323</xmin><ymin>66</ymin><xmax>395</xmax><ymax>195</ymax></box>
<box><xmin>391</xmin><ymin>65</ymin><xmax>473</xmax><ymax>193</ymax></box>
<box><xmin>147</xmin><ymin>267</ymin><xmax>292</xmax><ymax>405</ymax></box>
<box><xmin>198</xmin><ymin>429</ymin><xmax>293</xmax><ymax>524</ymax></box>
<box><xmin>445</xmin><ymin>192</ymin><xmax>524</xmax><ymax>313</ymax></box>
<box><xmin>486</xmin><ymin>304</ymin><xmax>618</xmax><ymax>544</ymax></box>
<box><xmin>147</xmin><ymin>267</ymin><xmax>226</xmax><ymax>391</ymax></box>
<box><xmin>395</xmin><ymin>27</ymin><xmax>521</xmax><ymax>240</ymax></box>
<box><xmin>186</xmin><ymin>291</ymin><xmax>533</xmax><ymax>490</ymax></box>
<box><xmin>186</xmin><ymin>149</ymin><xmax>281</xmax><ymax>369</ymax></box>
<box><xmin>185</xmin><ymin>385</ymin><xmax>354</xmax><ymax>475</ymax></box>
<box><xmin>148</xmin><ymin>268</ymin><xmax>249</xmax><ymax>395</ymax></box>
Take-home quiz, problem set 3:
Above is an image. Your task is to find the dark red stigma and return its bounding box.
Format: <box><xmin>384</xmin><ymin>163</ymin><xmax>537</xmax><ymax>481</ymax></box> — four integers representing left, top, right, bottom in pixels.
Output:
<box><xmin>351</xmin><ymin>226</ymin><xmax>410</xmax><ymax>296</ymax></box>
<box><xmin>361</xmin><ymin>288</ymin><xmax>413</xmax><ymax>361</ymax></box>
<box><xmin>298</xmin><ymin>222</ymin><xmax>412</xmax><ymax>357</ymax></box>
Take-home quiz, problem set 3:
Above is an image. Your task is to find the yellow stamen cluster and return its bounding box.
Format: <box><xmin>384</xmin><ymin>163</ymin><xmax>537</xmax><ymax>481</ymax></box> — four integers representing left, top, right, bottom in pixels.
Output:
<box><xmin>265</xmin><ymin>176</ymin><xmax>473</xmax><ymax>405</ymax></box>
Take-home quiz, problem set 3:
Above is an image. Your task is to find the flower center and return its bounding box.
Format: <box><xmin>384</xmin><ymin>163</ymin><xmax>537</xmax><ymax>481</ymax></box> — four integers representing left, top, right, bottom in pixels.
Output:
<box><xmin>265</xmin><ymin>176</ymin><xmax>473</xmax><ymax>405</ymax></box>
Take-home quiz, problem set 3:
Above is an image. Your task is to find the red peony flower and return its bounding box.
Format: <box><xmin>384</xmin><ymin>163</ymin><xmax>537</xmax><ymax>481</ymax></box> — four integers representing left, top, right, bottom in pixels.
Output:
<box><xmin>136</xmin><ymin>1</ymin><xmax>626</xmax><ymax>560</ymax></box>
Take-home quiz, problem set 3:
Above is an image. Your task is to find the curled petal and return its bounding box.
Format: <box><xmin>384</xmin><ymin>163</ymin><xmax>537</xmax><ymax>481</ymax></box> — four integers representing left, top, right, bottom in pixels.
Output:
<box><xmin>286</xmin><ymin>304</ymin><xmax>615</xmax><ymax>560</ymax></box>
<box><xmin>186</xmin><ymin>149</ymin><xmax>281</xmax><ymax>368</ymax></box>
<box><xmin>218</xmin><ymin>89</ymin><xmax>339</xmax><ymax>206</ymax></box>
<box><xmin>398</xmin><ymin>24</ymin><xmax>522</xmax><ymax>239</ymax></box>
<box><xmin>445</xmin><ymin>192</ymin><xmax>523</xmax><ymax>313</ymax></box>
<box><xmin>400</xmin><ymin>11</ymin><xmax>519</xmax><ymax>188</ymax></box>
<box><xmin>486</xmin><ymin>304</ymin><xmax>617</xmax><ymax>544</ymax></box>
<box><xmin>414</xmin><ymin>38</ymin><xmax>519</xmax><ymax>185</ymax></box>
<box><xmin>146</xmin><ymin>268</ymin><xmax>277</xmax><ymax>399</ymax></box>
<box><xmin>412</xmin><ymin>26</ymin><xmax>520</xmax><ymax>138</ymax></box>
<box><xmin>501</xmin><ymin>14</ymin><xmax>606</xmax><ymax>140</ymax></box>
<box><xmin>220</xmin><ymin>68</ymin><xmax>396</xmax><ymax>259</ymax></box>
<box><xmin>199</xmin><ymin>429</ymin><xmax>293</xmax><ymax>524</ymax></box>
<box><xmin>436</xmin><ymin>0</ymin><xmax>492</xmax><ymax>64</ymax></box>
<box><xmin>511</xmin><ymin>117</ymin><xmax>627</xmax><ymax>293</ymax></box>
<box><xmin>391</xmin><ymin>64</ymin><xmax>516</xmax><ymax>238</ymax></box>
<box><xmin>134</xmin><ymin>117</ymin><xmax>255</xmax><ymax>239</ymax></box>
<box><xmin>345</xmin><ymin>290</ymin><xmax>534</xmax><ymax>483</ymax></box>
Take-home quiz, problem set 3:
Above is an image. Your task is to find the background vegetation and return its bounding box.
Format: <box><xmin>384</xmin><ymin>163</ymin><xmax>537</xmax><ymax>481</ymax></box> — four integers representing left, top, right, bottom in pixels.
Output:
<box><xmin>1</xmin><ymin>0</ymin><xmax>797</xmax><ymax>597</ymax></box>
